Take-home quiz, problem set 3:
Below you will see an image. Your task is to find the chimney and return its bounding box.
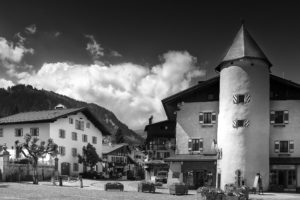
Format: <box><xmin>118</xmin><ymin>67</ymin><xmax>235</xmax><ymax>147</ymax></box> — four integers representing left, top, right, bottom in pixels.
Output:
<box><xmin>149</xmin><ymin>115</ymin><xmax>153</xmax><ymax>125</ymax></box>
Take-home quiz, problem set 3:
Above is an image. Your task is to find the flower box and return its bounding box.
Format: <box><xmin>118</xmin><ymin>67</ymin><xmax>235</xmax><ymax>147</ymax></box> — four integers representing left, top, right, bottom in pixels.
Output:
<box><xmin>104</xmin><ymin>182</ymin><xmax>124</xmax><ymax>191</ymax></box>
<box><xmin>169</xmin><ymin>182</ymin><xmax>188</xmax><ymax>195</ymax></box>
<box><xmin>138</xmin><ymin>181</ymin><xmax>155</xmax><ymax>193</ymax></box>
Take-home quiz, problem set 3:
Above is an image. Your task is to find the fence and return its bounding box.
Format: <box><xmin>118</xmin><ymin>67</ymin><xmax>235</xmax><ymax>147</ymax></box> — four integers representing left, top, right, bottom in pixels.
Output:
<box><xmin>0</xmin><ymin>150</ymin><xmax>55</xmax><ymax>182</ymax></box>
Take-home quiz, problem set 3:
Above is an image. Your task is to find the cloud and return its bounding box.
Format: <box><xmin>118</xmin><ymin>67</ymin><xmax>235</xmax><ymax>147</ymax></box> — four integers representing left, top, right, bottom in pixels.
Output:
<box><xmin>110</xmin><ymin>50</ymin><xmax>122</xmax><ymax>57</ymax></box>
<box><xmin>19</xmin><ymin>51</ymin><xmax>205</xmax><ymax>129</ymax></box>
<box><xmin>0</xmin><ymin>78</ymin><xmax>14</xmax><ymax>89</ymax></box>
<box><xmin>85</xmin><ymin>34</ymin><xmax>104</xmax><ymax>59</ymax></box>
<box><xmin>25</xmin><ymin>24</ymin><xmax>37</xmax><ymax>34</ymax></box>
<box><xmin>54</xmin><ymin>32</ymin><xmax>61</xmax><ymax>37</ymax></box>
<box><xmin>0</xmin><ymin>37</ymin><xmax>33</xmax><ymax>64</ymax></box>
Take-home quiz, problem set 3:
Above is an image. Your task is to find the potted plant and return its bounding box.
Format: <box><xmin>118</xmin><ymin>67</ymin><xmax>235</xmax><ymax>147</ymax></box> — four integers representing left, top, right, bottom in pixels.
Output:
<box><xmin>138</xmin><ymin>181</ymin><xmax>155</xmax><ymax>193</ymax></box>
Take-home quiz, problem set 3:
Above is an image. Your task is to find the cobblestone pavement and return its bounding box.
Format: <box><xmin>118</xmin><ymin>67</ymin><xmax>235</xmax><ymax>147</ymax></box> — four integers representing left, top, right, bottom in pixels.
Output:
<box><xmin>1</xmin><ymin>181</ymin><xmax>300</xmax><ymax>200</ymax></box>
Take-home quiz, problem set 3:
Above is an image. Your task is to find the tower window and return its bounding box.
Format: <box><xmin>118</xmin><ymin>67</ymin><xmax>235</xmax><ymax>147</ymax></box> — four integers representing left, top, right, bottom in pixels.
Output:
<box><xmin>233</xmin><ymin>94</ymin><xmax>250</xmax><ymax>104</ymax></box>
<box><xmin>233</xmin><ymin>119</ymin><xmax>249</xmax><ymax>128</ymax></box>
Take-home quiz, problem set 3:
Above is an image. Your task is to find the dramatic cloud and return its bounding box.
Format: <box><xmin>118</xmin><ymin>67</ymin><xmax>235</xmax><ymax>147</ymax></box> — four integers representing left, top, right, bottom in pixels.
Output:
<box><xmin>0</xmin><ymin>37</ymin><xmax>33</xmax><ymax>64</ymax></box>
<box><xmin>0</xmin><ymin>78</ymin><xmax>14</xmax><ymax>89</ymax></box>
<box><xmin>19</xmin><ymin>51</ymin><xmax>205</xmax><ymax>129</ymax></box>
<box><xmin>85</xmin><ymin>34</ymin><xmax>104</xmax><ymax>59</ymax></box>
<box><xmin>25</xmin><ymin>24</ymin><xmax>37</xmax><ymax>34</ymax></box>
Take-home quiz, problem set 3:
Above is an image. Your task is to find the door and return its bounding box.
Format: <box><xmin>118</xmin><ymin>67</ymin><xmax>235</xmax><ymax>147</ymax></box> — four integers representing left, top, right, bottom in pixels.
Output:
<box><xmin>278</xmin><ymin>170</ymin><xmax>285</xmax><ymax>186</ymax></box>
<box><xmin>61</xmin><ymin>162</ymin><xmax>70</xmax><ymax>176</ymax></box>
<box><xmin>194</xmin><ymin>171</ymin><xmax>204</xmax><ymax>189</ymax></box>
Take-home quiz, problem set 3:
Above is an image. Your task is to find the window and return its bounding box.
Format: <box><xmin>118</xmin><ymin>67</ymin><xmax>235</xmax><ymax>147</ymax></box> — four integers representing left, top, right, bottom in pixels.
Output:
<box><xmin>82</xmin><ymin>134</ymin><xmax>88</xmax><ymax>142</ymax></box>
<box><xmin>233</xmin><ymin>119</ymin><xmax>249</xmax><ymax>128</ymax></box>
<box><xmin>69</xmin><ymin>118</ymin><xmax>73</xmax><ymax>124</ymax></box>
<box><xmin>59</xmin><ymin>146</ymin><xmax>66</xmax><ymax>156</ymax></box>
<box><xmin>0</xmin><ymin>128</ymin><xmax>3</xmax><ymax>137</ymax></box>
<box><xmin>72</xmin><ymin>148</ymin><xmax>77</xmax><ymax>157</ymax></box>
<box><xmin>15</xmin><ymin>128</ymin><xmax>23</xmax><ymax>137</ymax></box>
<box><xmin>86</xmin><ymin>122</ymin><xmax>90</xmax><ymax>128</ymax></box>
<box><xmin>59</xmin><ymin>129</ymin><xmax>65</xmax><ymax>138</ymax></box>
<box><xmin>73</xmin><ymin>163</ymin><xmax>79</xmax><ymax>172</ymax></box>
<box><xmin>30</xmin><ymin>128</ymin><xmax>39</xmax><ymax>136</ymax></box>
<box><xmin>199</xmin><ymin>112</ymin><xmax>216</xmax><ymax>124</ymax></box>
<box><xmin>188</xmin><ymin>138</ymin><xmax>203</xmax><ymax>151</ymax></box>
<box><xmin>92</xmin><ymin>136</ymin><xmax>97</xmax><ymax>144</ymax></box>
<box><xmin>72</xmin><ymin>132</ymin><xmax>77</xmax><ymax>141</ymax></box>
<box><xmin>271</xmin><ymin>111</ymin><xmax>289</xmax><ymax>124</ymax></box>
<box><xmin>233</xmin><ymin>94</ymin><xmax>250</xmax><ymax>104</ymax></box>
<box><xmin>274</xmin><ymin>140</ymin><xmax>294</xmax><ymax>153</ymax></box>
<box><xmin>75</xmin><ymin>120</ymin><xmax>84</xmax><ymax>130</ymax></box>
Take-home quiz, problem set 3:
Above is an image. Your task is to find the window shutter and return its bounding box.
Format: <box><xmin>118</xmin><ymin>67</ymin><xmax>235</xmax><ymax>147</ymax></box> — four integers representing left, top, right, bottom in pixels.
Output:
<box><xmin>244</xmin><ymin>120</ymin><xmax>250</xmax><ymax>127</ymax></box>
<box><xmin>188</xmin><ymin>139</ymin><xmax>192</xmax><ymax>151</ymax></box>
<box><xmin>284</xmin><ymin>111</ymin><xmax>289</xmax><ymax>124</ymax></box>
<box><xmin>233</xmin><ymin>94</ymin><xmax>238</xmax><ymax>104</ymax></box>
<box><xmin>244</xmin><ymin>94</ymin><xmax>251</xmax><ymax>103</ymax></box>
<box><xmin>37</xmin><ymin>128</ymin><xmax>39</xmax><ymax>136</ymax></box>
<box><xmin>270</xmin><ymin>111</ymin><xmax>275</xmax><ymax>124</ymax></box>
<box><xmin>212</xmin><ymin>112</ymin><xmax>216</xmax><ymax>124</ymax></box>
<box><xmin>232</xmin><ymin>120</ymin><xmax>237</xmax><ymax>128</ymax></box>
<box><xmin>199</xmin><ymin>112</ymin><xmax>204</xmax><ymax>124</ymax></box>
<box><xmin>289</xmin><ymin>140</ymin><xmax>294</xmax><ymax>153</ymax></box>
<box><xmin>274</xmin><ymin>141</ymin><xmax>279</xmax><ymax>153</ymax></box>
<box><xmin>199</xmin><ymin>138</ymin><xmax>204</xmax><ymax>151</ymax></box>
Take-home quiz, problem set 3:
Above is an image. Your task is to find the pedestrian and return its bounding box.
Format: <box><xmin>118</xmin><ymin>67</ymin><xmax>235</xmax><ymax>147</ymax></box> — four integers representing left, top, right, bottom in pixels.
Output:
<box><xmin>257</xmin><ymin>173</ymin><xmax>263</xmax><ymax>195</ymax></box>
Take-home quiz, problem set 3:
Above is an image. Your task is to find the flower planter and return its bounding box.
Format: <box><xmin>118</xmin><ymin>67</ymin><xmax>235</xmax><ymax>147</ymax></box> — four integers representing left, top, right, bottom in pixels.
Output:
<box><xmin>104</xmin><ymin>182</ymin><xmax>124</xmax><ymax>191</ymax></box>
<box><xmin>138</xmin><ymin>181</ymin><xmax>156</xmax><ymax>193</ymax></box>
<box><xmin>169</xmin><ymin>183</ymin><xmax>188</xmax><ymax>195</ymax></box>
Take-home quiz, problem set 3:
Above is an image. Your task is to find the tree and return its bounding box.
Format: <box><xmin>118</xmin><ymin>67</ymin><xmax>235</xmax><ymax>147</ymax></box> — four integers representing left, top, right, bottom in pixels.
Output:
<box><xmin>115</xmin><ymin>128</ymin><xmax>125</xmax><ymax>144</ymax></box>
<box><xmin>15</xmin><ymin>134</ymin><xmax>58</xmax><ymax>184</ymax></box>
<box><xmin>78</xmin><ymin>143</ymin><xmax>101</xmax><ymax>171</ymax></box>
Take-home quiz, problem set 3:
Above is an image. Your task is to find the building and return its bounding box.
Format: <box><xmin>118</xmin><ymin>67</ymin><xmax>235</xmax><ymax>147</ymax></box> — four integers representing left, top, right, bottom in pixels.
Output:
<box><xmin>0</xmin><ymin>107</ymin><xmax>110</xmax><ymax>176</ymax></box>
<box><xmin>144</xmin><ymin>120</ymin><xmax>176</xmax><ymax>182</ymax></box>
<box><xmin>162</xmin><ymin>23</ymin><xmax>300</xmax><ymax>191</ymax></box>
<box><xmin>102</xmin><ymin>143</ymin><xmax>139</xmax><ymax>179</ymax></box>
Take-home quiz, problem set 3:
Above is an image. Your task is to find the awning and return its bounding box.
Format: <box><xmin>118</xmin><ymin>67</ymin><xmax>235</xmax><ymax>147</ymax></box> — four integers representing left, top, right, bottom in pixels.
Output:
<box><xmin>165</xmin><ymin>154</ymin><xmax>217</xmax><ymax>162</ymax></box>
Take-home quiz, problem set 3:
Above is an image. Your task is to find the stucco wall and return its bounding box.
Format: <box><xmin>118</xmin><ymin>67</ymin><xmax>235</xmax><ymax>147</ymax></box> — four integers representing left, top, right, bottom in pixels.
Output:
<box><xmin>167</xmin><ymin>162</ymin><xmax>182</xmax><ymax>185</ymax></box>
<box><xmin>50</xmin><ymin>112</ymin><xmax>103</xmax><ymax>175</ymax></box>
<box><xmin>270</xmin><ymin>100</ymin><xmax>300</xmax><ymax>157</ymax></box>
<box><xmin>218</xmin><ymin>59</ymin><xmax>270</xmax><ymax>190</ymax></box>
<box><xmin>176</xmin><ymin>102</ymin><xmax>219</xmax><ymax>154</ymax></box>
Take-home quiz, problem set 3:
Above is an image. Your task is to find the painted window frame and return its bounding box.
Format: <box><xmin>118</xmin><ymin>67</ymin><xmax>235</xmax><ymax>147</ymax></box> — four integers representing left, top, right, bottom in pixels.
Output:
<box><xmin>274</xmin><ymin>140</ymin><xmax>294</xmax><ymax>153</ymax></box>
<box><xmin>271</xmin><ymin>110</ymin><xmax>289</xmax><ymax>125</ymax></box>
<box><xmin>199</xmin><ymin>112</ymin><xmax>216</xmax><ymax>125</ymax></box>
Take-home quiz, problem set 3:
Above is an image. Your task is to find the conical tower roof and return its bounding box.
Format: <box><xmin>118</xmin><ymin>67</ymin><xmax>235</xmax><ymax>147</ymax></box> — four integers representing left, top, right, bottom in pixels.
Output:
<box><xmin>215</xmin><ymin>24</ymin><xmax>272</xmax><ymax>71</ymax></box>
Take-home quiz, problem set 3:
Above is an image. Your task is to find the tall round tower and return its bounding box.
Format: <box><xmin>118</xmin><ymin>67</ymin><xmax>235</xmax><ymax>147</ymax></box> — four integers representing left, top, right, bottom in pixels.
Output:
<box><xmin>216</xmin><ymin>24</ymin><xmax>272</xmax><ymax>190</ymax></box>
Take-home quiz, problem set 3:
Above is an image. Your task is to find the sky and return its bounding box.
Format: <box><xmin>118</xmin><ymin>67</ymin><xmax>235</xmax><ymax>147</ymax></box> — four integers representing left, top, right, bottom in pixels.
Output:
<box><xmin>0</xmin><ymin>1</ymin><xmax>300</xmax><ymax>130</ymax></box>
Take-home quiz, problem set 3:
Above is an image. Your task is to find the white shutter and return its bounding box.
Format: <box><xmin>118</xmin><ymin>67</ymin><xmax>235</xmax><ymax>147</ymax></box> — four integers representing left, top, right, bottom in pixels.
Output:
<box><xmin>270</xmin><ymin>111</ymin><xmax>275</xmax><ymax>124</ymax></box>
<box><xmin>284</xmin><ymin>110</ymin><xmax>289</xmax><ymax>124</ymax></box>
<box><xmin>212</xmin><ymin>112</ymin><xmax>216</xmax><ymax>124</ymax></box>
<box><xmin>244</xmin><ymin>94</ymin><xmax>251</xmax><ymax>103</ymax></box>
<box><xmin>199</xmin><ymin>138</ymin><xmax>204</xmax><ymax>151</ymax></box>
<box><xmin>289</xmin><ymin>140</ymin><xmax>294</xmax><ymax>153</ymax></box>
<box><xmin>244</xmin><ymin>120</ymin><xmax>250</xmax><ymax>127</ymax></box>
<box><xmin>274</xmin><ymin>141</ymin><xmax>279</xmax><ymax>153</ymax></box>
<box><xmin>199</xmin><ymin>112</ymin><xmax>204</xmax><ymax>124</ymax></box>
<box><xmin>188</xmin><ymin>139</ymin><xmax>192</xmax><ymax>151</ymax></box>
<box><xmin>232</xmin><ymin>120</ymin><xmax>237</xmax><ymax>128</ymax></box>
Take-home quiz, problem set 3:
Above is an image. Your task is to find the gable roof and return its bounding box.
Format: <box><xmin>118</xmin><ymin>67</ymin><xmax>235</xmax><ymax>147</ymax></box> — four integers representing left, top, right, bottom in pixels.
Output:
<box><xmin>0</xmin><ymin>107</ymin><xmax>110</xmax><ymax>135</ymax></box>
<box><xmin>102</xmin><ymin>143</ymin><xmax>128</xmax><ymax>154</ymax></box>
<box><xmin>216</xmin><ymin>24</ymin><xmax>272</xmax><ymax>71</ymax></box>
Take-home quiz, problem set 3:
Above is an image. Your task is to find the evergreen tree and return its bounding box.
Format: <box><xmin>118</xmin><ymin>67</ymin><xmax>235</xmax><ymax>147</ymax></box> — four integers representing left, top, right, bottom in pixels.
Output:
<box><xmin>78</xmin><ymin>143</ymin><xmax>101</xmax><ymax>171</ymax></box>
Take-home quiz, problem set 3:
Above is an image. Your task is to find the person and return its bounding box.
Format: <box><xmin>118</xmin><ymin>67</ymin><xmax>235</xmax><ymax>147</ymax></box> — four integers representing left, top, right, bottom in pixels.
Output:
<box><xmin>257</xmin><ymin>173</ymin><xmax>263</xmax><ymax>195</ymax></box>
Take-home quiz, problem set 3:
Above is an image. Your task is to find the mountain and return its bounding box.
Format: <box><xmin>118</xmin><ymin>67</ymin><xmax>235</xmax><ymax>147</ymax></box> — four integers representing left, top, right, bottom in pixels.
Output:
<box><xmin>0</xmin><ymin>84</ymin><xmax>144</xmax><ymax>145</ymax></box>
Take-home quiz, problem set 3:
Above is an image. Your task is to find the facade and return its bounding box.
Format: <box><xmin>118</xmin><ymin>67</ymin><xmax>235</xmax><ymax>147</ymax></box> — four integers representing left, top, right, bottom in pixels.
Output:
<box><xmin>144</xmin><ymin>120</ymin><xmax>176</xmax><ymax>182</ymax></box>
<box><xmin>162</xmin><ymin>24</ymin><xmax>300</xmax><ymax>192</ymax></box>
<box><xmin>0</xmin><ymin>107</ymin><xmax>110</xmax><ymax>176</ymax></box>
<box><xmin>102</xmin><ymin>143</ymin><xmax>139</xmax><ymax>179</ymax></box>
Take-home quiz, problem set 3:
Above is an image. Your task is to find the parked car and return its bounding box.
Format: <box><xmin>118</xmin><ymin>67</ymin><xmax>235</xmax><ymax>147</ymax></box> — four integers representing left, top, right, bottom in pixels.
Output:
<box><xmin>79</xmin><ymin>171</ymin><xmax>104</xmax><ymax>179</ymax></box>
<box><xmin>155</xmin><ymin>171</ymin><xmax>168</xmax><ymax>183</ymax></box>
<box><xmin>105</xmin><ymin>182</ymin><xmax>124</xmax><ymax>191</ymax></box>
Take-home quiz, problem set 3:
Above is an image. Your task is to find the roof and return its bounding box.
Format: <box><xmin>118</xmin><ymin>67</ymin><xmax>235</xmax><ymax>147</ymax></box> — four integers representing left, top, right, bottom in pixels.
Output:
<box><xmin>216</xmin><ymin>24</ymin><xmax>272</xmax><ymax>71</ymax></box>
<box><xmin>165</xmin><ymin>154</ymin><xmax>217</xmax><ymax>162</ymax></box>
<box><xmin>144</xmin><ymin>160</ymin><xmax>168</xmax><ymax>166</ymax></box>
<box><xmin>0</xmin><ymin>107</ymin><xmax>110</xmax><ymax>135</ymax></box>
<box><xmin>144</xmin><ymin>120</ymin><xmax>176</xmax><ymax>140</ymax></box>
<box><xmin>102</xmin><ymin>143</ymin><xmax>128</xmax><ymax>154</ymax></box>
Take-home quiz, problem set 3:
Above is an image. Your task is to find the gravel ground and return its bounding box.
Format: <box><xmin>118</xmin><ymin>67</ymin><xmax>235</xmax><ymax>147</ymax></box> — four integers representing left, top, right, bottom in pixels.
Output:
<box><xmin>1</xmin><ymin>181</ymin><xmax>300</xmax><ymax>200</ymax></box>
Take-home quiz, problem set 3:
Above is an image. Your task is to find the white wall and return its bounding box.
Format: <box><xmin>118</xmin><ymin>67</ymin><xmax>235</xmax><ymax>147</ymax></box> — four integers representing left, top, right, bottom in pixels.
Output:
<box><xmin>50</xmin><ymin>112</ymin><xmax>103</xmax><ymax>175</ymax></box>
<box><xmin>218</xmin><ymin>59</ymin><xmax>270</xmax><ymax>189</ymax></box>
<box><xmin>270</xmin><ymin>100</ymin><xmax>300</xmax><ymax>157</ymax></box>
<box><xmin>176</xmin><ymin>101</ymin><xmax>219</xmax><ymax>154</ymax></box>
